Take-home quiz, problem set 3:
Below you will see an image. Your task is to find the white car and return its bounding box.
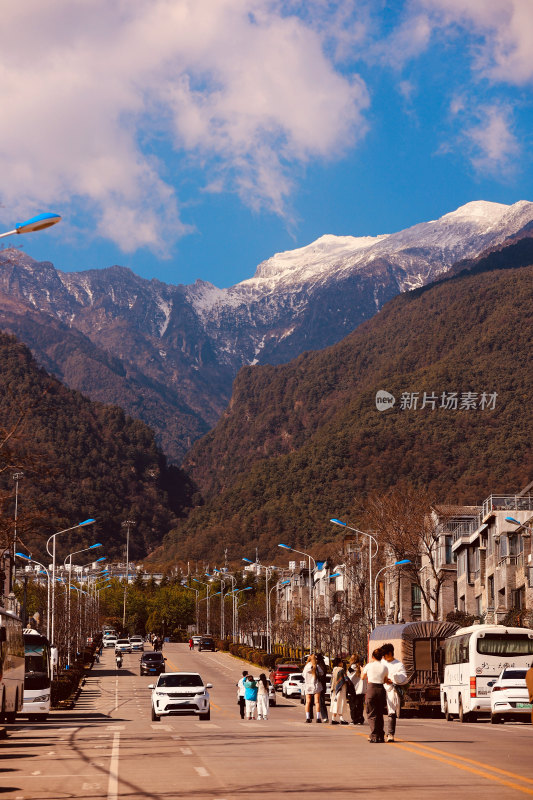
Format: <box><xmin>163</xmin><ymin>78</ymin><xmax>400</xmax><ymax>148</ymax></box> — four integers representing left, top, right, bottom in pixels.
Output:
<box><xmin>104</xmin><ymin>637</ymin><xmax>117</xmax><ymax>649</ymax></box>
<box><xmin>281</xmin><ymin>673</ymin><xmax>304</xmax><ymax>698</ymax></box>
<box><xmin>150</xmin><ymin>672</ymin><xmax>212</xmax><ymax>721</ymax></box>
<box><xmin>490</xmin><ymin>668</ymin><xmax>532</xmax><ymax>724</ymax></box>
<box><xmin>115</xmin><ymin>638</ymin><xmax>132</xmax><ymax>654</ymax></box>
<box><xmin>130</xmin><ymin>636</ymin><xmax>144</xmax><ymax>652</ymax></box>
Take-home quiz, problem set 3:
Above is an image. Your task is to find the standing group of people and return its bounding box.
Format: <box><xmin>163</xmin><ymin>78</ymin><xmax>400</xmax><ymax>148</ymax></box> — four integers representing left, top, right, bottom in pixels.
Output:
<box><xmin>301</xmin><ymin>644</ymin><xmax>407</xmax><ymax>742</ymax></box>
<box><xmin>236</xmin><ymin>670</ymin><xmax>270</xmax><ymax>720</ymax></box>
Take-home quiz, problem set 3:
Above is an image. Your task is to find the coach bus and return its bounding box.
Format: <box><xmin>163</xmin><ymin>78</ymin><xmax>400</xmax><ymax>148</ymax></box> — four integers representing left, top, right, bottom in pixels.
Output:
<box><xmin>440</xmin><ymin>624</ymin><xmax>533</xmax><ymax>722</ymax></box>
<box><xmin>22</xmin><ymin>628</ymin><xmax>51</xmax><ymax>721</ymax></box>
<box><xmin>0</xmin><ymin>605</ymin><xmax>24</xmax><ymax>723</ymax></box>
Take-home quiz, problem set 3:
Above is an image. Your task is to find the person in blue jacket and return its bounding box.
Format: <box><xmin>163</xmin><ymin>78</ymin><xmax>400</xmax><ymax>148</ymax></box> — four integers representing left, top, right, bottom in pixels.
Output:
<box><xmin>244</xmin><ymin>675</ymin><xmax>258</xmax><ymax>720</ymax></box>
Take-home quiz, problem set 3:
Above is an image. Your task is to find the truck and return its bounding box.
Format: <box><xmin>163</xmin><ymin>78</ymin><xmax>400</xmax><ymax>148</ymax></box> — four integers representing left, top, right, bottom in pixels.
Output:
<box><xmin>369</xmin><ymin>620</ymin><xmax>459</xmax><ymax>714</ymax></box>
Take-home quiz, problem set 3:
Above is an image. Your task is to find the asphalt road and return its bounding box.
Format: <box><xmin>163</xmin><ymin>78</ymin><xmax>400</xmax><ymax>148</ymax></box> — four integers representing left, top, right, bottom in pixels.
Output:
<box><xmin>2</xmin><ymin>643</ymin><xmax>533</xmax><ymax>799</ymax></box>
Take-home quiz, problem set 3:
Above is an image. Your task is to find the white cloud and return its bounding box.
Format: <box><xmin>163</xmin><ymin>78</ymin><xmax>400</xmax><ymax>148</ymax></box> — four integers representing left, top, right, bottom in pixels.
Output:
<box><xmin>465</xmin><ymin>105</ymin><xmax>520</xmax><ymax>175</ymax></box>
<box><xmin>415</xmin><ymin>0</ymin><xmax>533</xmax><ymax>84</ymax></box>
<box><xmin>0</xmin><ymin>0</ymin><xmax>369</xmax><ymax>253</ymax></box>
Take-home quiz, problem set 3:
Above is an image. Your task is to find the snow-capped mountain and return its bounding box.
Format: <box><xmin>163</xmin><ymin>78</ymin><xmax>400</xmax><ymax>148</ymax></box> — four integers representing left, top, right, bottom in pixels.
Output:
<box><xmin>0</xmin><ymin>199</ymin><xmax>531</xmax><ymax>461</ymax></box>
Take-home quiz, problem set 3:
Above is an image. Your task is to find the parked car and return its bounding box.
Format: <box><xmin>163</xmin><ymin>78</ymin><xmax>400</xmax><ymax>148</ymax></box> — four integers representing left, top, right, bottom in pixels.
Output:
<box><xmin>270</xmin><ymin>663</ymin><xmax>300</xmax><ymax>691</ymax></box>
<box><xmin>198</xmin><ymin>636</ymin><xmax>216</xmax><ymax>652</ymax></box>
<box><xmin>115</xmin><ymin>638</ymin><xmax>132</xmax><ymax>654</ymax></box>
<box><xmin>140</xmin><ymin>652</ymin><xmax>166</xmax><ymax>676</ymax></box>
<box><xmin>130</xmin><ymin>636</ymin><xmax>144</xmax><ymax>652</ymax></box>
<box><xmin>103</xmin><ymin>637</ymin><xmax>117</xmax><ymax>649</ymax></box>
<box><xmin>192</xmin><ymin>635</ymin><xmax>202</xmax><ymax>647</ymax></box>
<box><xmin>281</xmin><ymin>673</ymin><xmax>304</xmax><ymax>698</ymax></box>
<box><xmin>150</xmin><ymin>672</ymin><xmax>212</xmax><ymax>721</ymax></box>
<box><xmin>490</xmin><ymin>668</ymin><xmax>532</xmax><ymax>724</ymax></box>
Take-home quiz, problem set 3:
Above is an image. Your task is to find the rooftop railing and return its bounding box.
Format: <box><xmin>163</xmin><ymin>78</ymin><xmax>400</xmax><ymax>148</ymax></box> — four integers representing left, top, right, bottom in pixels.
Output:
<box><xmin>483</xmin><ymin>494</ymin><xmax>533</xmax><ymax>517</ymax></box>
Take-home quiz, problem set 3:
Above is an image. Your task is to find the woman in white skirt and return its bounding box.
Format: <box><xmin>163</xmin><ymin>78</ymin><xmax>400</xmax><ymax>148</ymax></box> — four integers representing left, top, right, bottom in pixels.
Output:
<box><xmin>257</xmin><ymin>674</ymin><xmax>270</xmax><ymax>720</ymax></box>
<box><xmin>330</xmin><ymin>658</ymin><xmax>349</xmax><ymax>725</ymax></box>
<box><xmin>302</xmin><ymin>654</ymin><xmax>324</xmax><ymax>723</ymax></box>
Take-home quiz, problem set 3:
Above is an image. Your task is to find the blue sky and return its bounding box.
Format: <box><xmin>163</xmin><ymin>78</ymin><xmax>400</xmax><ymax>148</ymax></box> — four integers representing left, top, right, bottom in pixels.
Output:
<box><xmin>1</xmin><ymin>1</ymin><xmax>532</xmax><ymax>288</ymax></box>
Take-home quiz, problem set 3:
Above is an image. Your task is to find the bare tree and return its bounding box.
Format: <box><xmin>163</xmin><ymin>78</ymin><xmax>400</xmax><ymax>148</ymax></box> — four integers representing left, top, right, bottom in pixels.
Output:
<box><xmin>362</xmin><ymin>485</ymin><xmax>453</xmax><ymax>621</ymax></box>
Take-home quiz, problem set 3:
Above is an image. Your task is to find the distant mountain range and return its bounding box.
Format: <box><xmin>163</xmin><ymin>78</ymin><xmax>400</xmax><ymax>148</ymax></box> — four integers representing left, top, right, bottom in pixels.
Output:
<box><xmin>0</xmin><ymin>199</ymin><xmax>532</xmax><ymax>462</ymax></box>
<box><xmin>156</xmin><ymin>245</ymin><xmax>533</xmax><ymax>563</ymax></box>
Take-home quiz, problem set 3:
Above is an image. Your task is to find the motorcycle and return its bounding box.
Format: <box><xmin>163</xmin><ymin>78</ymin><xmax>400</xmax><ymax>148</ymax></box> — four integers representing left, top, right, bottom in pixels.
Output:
<box><xmin>115</xmin><ymin>653</ymin><xmax>123</xmax><ymax>669</ymax></box>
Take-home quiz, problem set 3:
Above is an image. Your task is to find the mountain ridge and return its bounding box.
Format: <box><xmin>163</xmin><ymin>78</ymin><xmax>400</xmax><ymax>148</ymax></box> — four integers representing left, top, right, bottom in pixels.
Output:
<box><xmin>0</xmin><ymin>198</ymin><xmax>531</xmax><ymax>462</ymax></box>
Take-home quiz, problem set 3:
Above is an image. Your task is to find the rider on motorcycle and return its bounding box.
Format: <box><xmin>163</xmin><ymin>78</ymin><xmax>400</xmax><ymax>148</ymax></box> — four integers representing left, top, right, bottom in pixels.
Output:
<box><xmin>115</xmin><ymin>651</ymin><xmax>123</xmax><ymax>668</ymax></box>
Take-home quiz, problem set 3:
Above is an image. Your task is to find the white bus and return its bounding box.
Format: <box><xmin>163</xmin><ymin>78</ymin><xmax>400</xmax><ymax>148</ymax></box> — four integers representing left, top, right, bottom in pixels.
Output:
<box><xmin>440</xmin><ymin>624</ymin><xmax>533</xmax><ymax>722</ymax></box>
<box><xmin>0</xmin><ymin>605</ymin><xmax>25</xmax><ymax>723</ymax></box>
<box><xmin>22</xmin><ymin>629</ymin><xmax>51</xmax><ymax>721</ymax></box>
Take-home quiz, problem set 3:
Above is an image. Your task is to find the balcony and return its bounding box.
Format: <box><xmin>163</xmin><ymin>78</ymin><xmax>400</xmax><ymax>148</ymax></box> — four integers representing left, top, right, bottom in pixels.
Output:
<box><xmin>482</xmin><ymin>494</ymin><xmax>533</xmax><ymax>518</ymax></box>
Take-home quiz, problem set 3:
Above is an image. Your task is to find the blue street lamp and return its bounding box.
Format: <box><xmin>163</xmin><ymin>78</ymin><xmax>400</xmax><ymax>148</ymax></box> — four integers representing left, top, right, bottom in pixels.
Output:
<box><xmin>0</xmin><ymin>212</ymin><xmax>62</xmax><ymax>239</ymax></box>
<box><xmin>278</xmin><ymin>543</ymin><xmax>316</xmax><ymax>652</ymax></box>
<box><xmin>374</xmin><ymin>560</ymin><xmax>412</xmax><ymax>626</ymax></box>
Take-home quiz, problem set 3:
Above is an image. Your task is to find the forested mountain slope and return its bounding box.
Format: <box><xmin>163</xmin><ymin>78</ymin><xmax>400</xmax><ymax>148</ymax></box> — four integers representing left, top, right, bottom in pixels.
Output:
<box><xmin>158</xmin><ymin>257</ymin><xmax>533</xmax><ymax>563</ymax></box>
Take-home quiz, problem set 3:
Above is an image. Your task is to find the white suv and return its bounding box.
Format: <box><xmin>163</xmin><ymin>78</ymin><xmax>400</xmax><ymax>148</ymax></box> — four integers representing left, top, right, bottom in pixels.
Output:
<box><xmin>150</xmin><ymin>672</ymin><xmax>212</xmax><ymax>721</ymax></box>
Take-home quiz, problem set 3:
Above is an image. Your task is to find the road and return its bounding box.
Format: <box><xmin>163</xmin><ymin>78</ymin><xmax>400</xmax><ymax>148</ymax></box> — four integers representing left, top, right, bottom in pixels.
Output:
<box><xmin>2</xmin><ymin>643</ymin><xmax>533</xmax><ymax>799</ymax></box>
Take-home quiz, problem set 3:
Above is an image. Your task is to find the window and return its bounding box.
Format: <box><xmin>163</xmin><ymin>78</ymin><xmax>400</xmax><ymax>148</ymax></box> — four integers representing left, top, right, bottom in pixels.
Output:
<box><xmin>509</xmin><ymin>535</ymin><xmax>523</xmax><ymax>556</ymax></box>
<box><xmin>414</xmin><ymin>639</ymin><xmax>432</xmax><ymax>671</ymax></box>
<box><xmin>477</xmin><ymin>634</ymin><xmax>533</xmax><ymax>656</ymax></box>
<box><xmin>512</xmin><ymin>585</ymin><xmax>526</xmax><ymax>610</ymax></box>
<box><xmin>445</xmin><ymin>535</ymin><xmax>453</xmax><ymax>564</ymax></box>
<box><xmin>500</xmin><ymin>536</ymin><xmax>508</xmax><ymax>558</ymax></box>
<box><xmin>475</xmin><ymin>595</ymin><xmax>482</xmax><ymax>617</ymax></box>
<box><xmin>411</xmin><ymin>584</ymin><xmax>421</xmax><ymax>616</ymax></box>
<box><xmin>444</xmin><ymin>633</ymin><xmax>471</xmax><ymax>665</ymax></box>
<box><xmin>488</xmin><ymin>575</ymin><xmax>494</xmax><ymax>607</ymax></box>
<box><xmin>457</xmin><ymin>551</ymin><xmax>467</xmax><ymax>576</ymax></box>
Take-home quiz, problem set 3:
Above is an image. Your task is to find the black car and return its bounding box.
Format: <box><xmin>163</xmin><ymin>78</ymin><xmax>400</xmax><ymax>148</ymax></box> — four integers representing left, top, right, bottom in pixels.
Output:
<box><xmin>198</xmin><ymin>636</ymin><xmax>216</xmax><ymax>652</ymax></box>
<box><xmin>140</xmin><ymin>652</ymin><xmax>166</xmax><ymax>676</ymax></box>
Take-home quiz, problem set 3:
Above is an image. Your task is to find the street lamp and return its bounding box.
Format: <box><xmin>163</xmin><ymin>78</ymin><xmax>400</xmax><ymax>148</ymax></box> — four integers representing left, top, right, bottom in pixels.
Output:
<box><xmin>15</xmin><ymin>552</ymin><xmax>51</xmax><ymax>639</ymax></box>
<box><xmin>373</xmin><ymin>560</ymin><xmax>411</xmax><ymax>626</ymax></box>
<box><xmin>46</xmin><ymin>517</ymin><xmax>96</xmax><ymax>669</ymax></box>
<box><xmin>243</xmin><ymin>558</ymin><xmax>276</xmax><ymax>652</ymax></box>
<box><xmin>193</xmin><ymin>578</ymin><xmax>212</xmax><ymax>634</ymax></box>
<box><xmin>64</xmin><ymin>543</ymin><xmax>102</xmax><ymax>665</ymax></box>
<box><xmin>229</xmin><ymin>587</ymin><xmax>253</xmax><ymax>642</ymax></box>
<box><xmin>330</xmin><ymin>519</ymin><xmax>379</xmax><ymax>629</ymax></box>
<box><xmin>121</xmin><ymin>520</ymin><xmax>135</xmax><ymax>630</ymax></box>
<box><xmin>0</xmin><ymin>212</ymin><xmax>62</xmax><ymax>239</ymax></box>
<box><xmin>279</xmin><ymin>543</ymin><xmax>316</xmax><ymax>653</ymax></box>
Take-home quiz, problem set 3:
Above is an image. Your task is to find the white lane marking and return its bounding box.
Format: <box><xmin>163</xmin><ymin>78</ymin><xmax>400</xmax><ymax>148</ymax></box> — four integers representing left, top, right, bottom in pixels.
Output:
<box><xmin>83</xmin><ymin>784</ymin><xmax>102</xmax><ymax>791</ymax></box>
<box><xmin>180</xmin><ymin>747</ymin><xmax>193</xmax><ymax>755</ymax></box>
<box><xmin>30</xmin><ymin>771</ymin><xmax>41</xmax><ymax>776</ymax></box>
<box><xmin>151</xmin><ymin>723</ymin><xmax>172</xmax><ymax>730</ymax></box>
<box><xmin>106</xmin><ymin>725</ymin><xmax>125</xmax><ymax>730</ymax></box>
<box><xmin>107</xmin><ymin>732</ymin><xmax>120</xmax><ymax>800</ymax></box>
<box><xmin>194</xmin><ymin>766</ymin><xmax>209</xmax><ymax>777</ymax></box>
<box><xmin>195</xmin><ymin>722</ymin><xmax>220</xmax><ymax>728</ymax></box>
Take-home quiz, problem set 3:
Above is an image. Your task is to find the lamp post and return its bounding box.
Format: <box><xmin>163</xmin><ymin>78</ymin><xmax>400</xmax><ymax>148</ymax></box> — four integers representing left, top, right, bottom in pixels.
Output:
<box><xmin>373</xmin><ymin>560</ymin><xmax>411</xmax><ymax>626</ymax></box>
<box><xmin>15</xmin><ymin>552</ymin><xmax>50</xmax><ymax>639</ymax></box>
<box><xmin>46</xmin><ymin>518</ymin><xmax>96</xmax><ymax>670</ymax></box>
<box><xmin>330</xmin><ymin>519</ymin><xmax>379</xmax><ymax>629</ymax></box>
<box><xmin>243</xmin><ymin>558</ymin><xmax>276</xmax><ymax>651</ymax></box>
<box><xmin>64</xmin><ymin>544</ymin><xmax>102</xmax><ymax>665</ymax></box>
<box><xmin>227</xmin><ymin>587</ymin><xmax>252</xmax><ymax>644</ymax></box>
<box><xmin>122</xmin><ymin>520</ymin><xmax>135</xmax><ymax>630</ymax></box>
<box><xmin>279</xmin><ymin>544</ymin><xmax>316</xmax><ymax>653</ymax></box>
<box><xmin>193</xmin><ymin>578</ymin><xmax>212</xmax><ymax>634</ymax></box>
<box><xmin>268</xmin><ymin>579</ymin><xmax>290</xmax><ymax>652</ymax></box>
<box><xmin>0</xmin><ymin>212</ymin><xmax>61</xmax><ymax>239</ymax></box>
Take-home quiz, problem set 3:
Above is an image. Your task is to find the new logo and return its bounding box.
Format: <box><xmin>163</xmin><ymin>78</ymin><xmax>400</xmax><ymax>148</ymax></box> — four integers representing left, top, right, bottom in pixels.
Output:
<box><xmin>375</xmin><ymin>390</ymin><xmax>396</xmax><ymax>411</ymax></box>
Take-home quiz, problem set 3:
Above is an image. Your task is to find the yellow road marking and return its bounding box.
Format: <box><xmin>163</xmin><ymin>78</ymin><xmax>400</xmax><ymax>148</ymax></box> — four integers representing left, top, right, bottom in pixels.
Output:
<box><xmin>350</xmin><ymin>729</ymin><xmax>533</xmax><ymax>795</ymax></box>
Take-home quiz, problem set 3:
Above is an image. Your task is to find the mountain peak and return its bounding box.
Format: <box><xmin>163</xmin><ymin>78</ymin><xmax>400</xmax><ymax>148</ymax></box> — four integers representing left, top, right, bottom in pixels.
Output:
<box><xmin>440</xmin><ymin>200</ymin><xmax>511</xmax><ymax>224</ymax></box>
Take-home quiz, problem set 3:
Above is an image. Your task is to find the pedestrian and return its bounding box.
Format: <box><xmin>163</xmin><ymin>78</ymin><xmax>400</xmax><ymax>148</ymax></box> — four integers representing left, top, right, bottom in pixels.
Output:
<box><xmin>526</xmin><ymin>662</ymin><xmax>533</xmax><ymax>725</ymax></box>
<box><xmin>330</xmin><ymin>657</ymin><xmax>349</xmax><ymax>725</ymax></box>
<box><xmin>189</xmin><ymin>637</ymin><xmax>194</xmax><ymax>650</ymax></box>
<box><xmin>347</xmin><ymin>655</ymin><xmax>366</xmax><ymax>725</ymax></box>
<box><xmin>381</xmin><ymin>643</ymin><xmax>408</xmax><ymax>742</ymax></box>
<box><xmin>257</xmin><ymin>673</ymin><xmax>270</xmax><ymax>720</ymax></box>
<box><xmin>236</xmin><ymin>670</ymin><xmax>249</xmax><ymax>719</ymax></box>
<box><xmin>362</xmin><ymin>647</ymin><xmax>389</xmax><ymax>743</ymax></box>
<box><xmin>316</xmin><ymin>653</ymin><xmax>329</xmax><ymax>723</ymax></box>
<box><xmin>302</xmin><ymin>653</ymin><xmax>324</xmax><ymax>723</ymax></box>
<box><xmin>244</xmin><ymin>675</ymin><xmax>258</xmax><ymax>720</ymax></box>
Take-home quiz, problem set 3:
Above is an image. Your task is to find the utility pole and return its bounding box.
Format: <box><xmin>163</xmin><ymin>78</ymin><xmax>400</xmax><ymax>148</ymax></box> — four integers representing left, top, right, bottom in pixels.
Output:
<box><xmin>122</xmin><ymin>520</ymin><xmax>135</xmax><ymax>630</ymax></box>
<box><xmin>11</xmin><ymin>472</ymin><xmax>23</xmax><ymax>593</ymax></box>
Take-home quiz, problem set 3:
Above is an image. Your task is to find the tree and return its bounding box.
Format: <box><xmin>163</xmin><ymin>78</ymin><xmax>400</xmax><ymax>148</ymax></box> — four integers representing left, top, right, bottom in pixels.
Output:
<box><xmin>362</xmin><ymin>484</ymin><xmax>454</xmax><ymax>621</ymax></box>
